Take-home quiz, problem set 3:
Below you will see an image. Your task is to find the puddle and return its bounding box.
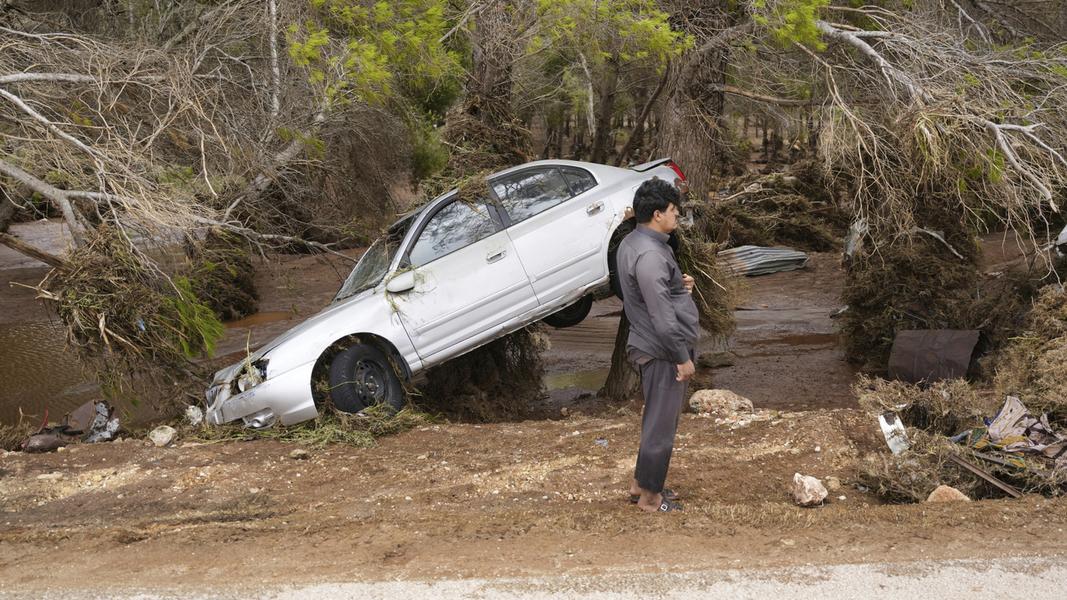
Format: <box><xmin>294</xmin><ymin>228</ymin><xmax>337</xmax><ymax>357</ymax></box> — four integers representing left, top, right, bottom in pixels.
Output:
<box><xmin>0</xmin><ymin>321</ymin><xmax>98</xmax><ymax>424</ymax></box>
<box><xmin>747</xmin><ymin>333</ymin><xmax>839</xmax><ymax>347</ymax></box>
<box><xmin>544</xmin><ymin>368</ymin><xmax>610</xmax><ymax>392</ymax></box>
<box><xmin>224</xmin><ymin>311</ymin><xmax>293</xmax><ymax>329</ymax></box>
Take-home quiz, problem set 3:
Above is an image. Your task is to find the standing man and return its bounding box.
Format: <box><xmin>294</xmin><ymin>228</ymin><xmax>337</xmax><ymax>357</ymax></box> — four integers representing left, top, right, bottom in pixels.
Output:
<box><xmin>617</xmin><ymin>178</ymin><xmax>699</xmax><ymax>513</ymax></box>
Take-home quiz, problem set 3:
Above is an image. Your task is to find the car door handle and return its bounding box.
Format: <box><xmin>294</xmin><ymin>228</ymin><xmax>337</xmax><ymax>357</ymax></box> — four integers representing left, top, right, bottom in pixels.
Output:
<box><xmin>586</xmin><ymin>201</ymin><xmax>604</xmax><ymax>215</ymax></box>
<box><xmin>486</xmin><ymin>249</ymin><xmax>506</xmax><ymax>263</ymax></box>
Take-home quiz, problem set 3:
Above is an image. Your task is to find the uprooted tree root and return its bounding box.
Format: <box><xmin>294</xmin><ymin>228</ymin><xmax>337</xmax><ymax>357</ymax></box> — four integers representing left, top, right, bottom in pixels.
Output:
<box><xmin>416</xmin><ymin>326</ymin><xmax>549</xmax><ymax>422</ymax></box>
<box><xmin>192</xmin><ymin>404</ymin><xmax>435</xmax><ymax>448</ymax></box>
<box><xmin>37</xmin><ymin>228</ymin><xmax>222</xmax><ymax>412</ymax></box>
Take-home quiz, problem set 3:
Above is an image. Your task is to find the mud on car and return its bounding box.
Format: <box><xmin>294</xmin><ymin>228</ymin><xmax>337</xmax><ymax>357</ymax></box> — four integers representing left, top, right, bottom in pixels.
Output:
<box><xmin>205</xmin><ymin>158</ymin><xmax>686</xmax><ymax>428</ymax></box>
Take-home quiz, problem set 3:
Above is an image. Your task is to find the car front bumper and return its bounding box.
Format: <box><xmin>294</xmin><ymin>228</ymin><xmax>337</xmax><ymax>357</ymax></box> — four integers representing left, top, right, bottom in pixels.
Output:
<box><xmin>204</xmin><ymin>361</ymin><xmax>318</xmax><ymax>427</ymax></box>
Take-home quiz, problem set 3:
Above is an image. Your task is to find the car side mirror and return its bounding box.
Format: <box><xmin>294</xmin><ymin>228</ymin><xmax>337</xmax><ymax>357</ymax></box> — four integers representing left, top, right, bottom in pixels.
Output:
<box><xmin>385</xmin><ymin>270</ymin><xmax>416</xmax><ymax>294</ymax></box>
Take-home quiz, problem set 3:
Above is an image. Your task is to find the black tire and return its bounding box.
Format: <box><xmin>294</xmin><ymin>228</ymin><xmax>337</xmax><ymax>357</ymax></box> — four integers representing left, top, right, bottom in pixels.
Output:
<box><xmin>328</xmin><ymin>343</ymin><xmax>405</xmax><ymax>413</ymax></box>
<box><xmin>608</xmin><ymin>218</ymin><xmax>636</xmax><ymax>300</ymax></box>
<box><xmin>543</xmin><ymin>294</ymin><xmax>593</xmax><ymax>328</ymax></box>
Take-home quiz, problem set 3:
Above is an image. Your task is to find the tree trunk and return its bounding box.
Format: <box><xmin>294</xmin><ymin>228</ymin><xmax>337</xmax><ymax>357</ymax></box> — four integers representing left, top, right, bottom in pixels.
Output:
<box><xmin>0</xmin><ymin>198</ymin><xmax>14</xmax><ymax>234</ymax></box>
<box><xmin>602</xmin><ymin>312</ymin><xmax>639</xmax><ymax>401</ymax></box>
<box><xmin>661</xmin><ymin>48</ymin><xmax>730</xmax><ymax>198</ymax></box>
<box><xmin>590</xmin><ymin>58</ymin><xmax>620</xmax><ymax>164</ymax></box>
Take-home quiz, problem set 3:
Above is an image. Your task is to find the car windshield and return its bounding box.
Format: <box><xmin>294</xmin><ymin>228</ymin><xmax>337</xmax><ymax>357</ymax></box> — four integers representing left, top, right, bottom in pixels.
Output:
<box><xmin>333</xmin><ymin>215</ymin><xmax>414</xmax><ymax>302</ymax></box>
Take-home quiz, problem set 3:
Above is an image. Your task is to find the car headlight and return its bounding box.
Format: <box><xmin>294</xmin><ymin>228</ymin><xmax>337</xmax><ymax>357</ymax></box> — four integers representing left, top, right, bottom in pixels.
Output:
<box><xmin>233</xmin><ymin>359</ymin><xmax>268</xmax><ymax>394</ymax></box>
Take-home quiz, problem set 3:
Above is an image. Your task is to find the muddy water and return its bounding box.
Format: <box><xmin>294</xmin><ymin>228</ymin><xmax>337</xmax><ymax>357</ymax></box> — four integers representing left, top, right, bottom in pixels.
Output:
<box><xmin>0</xmin><ymin>321</ymin><xmax>98</xmax><ymax>424</ymax></box>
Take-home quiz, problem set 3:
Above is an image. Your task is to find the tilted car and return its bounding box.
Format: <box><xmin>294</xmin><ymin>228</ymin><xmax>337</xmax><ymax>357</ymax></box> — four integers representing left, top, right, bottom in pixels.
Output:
<box><xmin>204</xmin><ymin>158</ymin><xmax>686</xmax><ymax>427</ymax></box>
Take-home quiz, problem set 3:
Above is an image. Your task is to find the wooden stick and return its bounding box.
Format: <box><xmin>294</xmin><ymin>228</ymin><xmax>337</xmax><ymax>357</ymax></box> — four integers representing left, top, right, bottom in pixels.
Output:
<box><xmin>948</xmin><ymin>454</ymin><xmax>1023</xmax><ymax>498</ymax></box>
<box><xmin>0</xmin><ymin>232</ymin><xmax>68</xmax><ymax>269</ymax></box>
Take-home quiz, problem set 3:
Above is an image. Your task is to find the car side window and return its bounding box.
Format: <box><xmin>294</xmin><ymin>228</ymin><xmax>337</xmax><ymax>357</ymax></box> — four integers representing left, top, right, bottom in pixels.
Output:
<box><xmin>560</xmin><ymin>167</ymin><xmax>597</xmax><ymax>195</ymax></box>
<box><xmin>492</xmin><ymin>168</ymin><xmax>574</xmax><ymax>224</ymax></box>
<box><xmin>408</xmin><ymin>198</ymin><xmax>498</xmax><ymax>267</ymax></box>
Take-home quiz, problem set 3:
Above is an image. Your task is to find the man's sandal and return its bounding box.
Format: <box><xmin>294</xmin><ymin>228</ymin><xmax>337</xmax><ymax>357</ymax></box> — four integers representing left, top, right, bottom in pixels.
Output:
<box><xmin>657</xmin><ymin>498</ymin><xmax>683</xmax><ymax>512</ymax></box>
<box><xmin>628</xmin><ymin>487</ymin><xmax>680</xmax><ymax>504</ymax></box>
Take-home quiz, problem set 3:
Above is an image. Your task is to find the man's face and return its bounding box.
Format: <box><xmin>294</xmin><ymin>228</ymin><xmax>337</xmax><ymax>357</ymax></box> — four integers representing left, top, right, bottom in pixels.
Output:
<box><xmin>654</xmin><ymin>203</ymin><xmax>680</xmax><ymax>233</ymax></box>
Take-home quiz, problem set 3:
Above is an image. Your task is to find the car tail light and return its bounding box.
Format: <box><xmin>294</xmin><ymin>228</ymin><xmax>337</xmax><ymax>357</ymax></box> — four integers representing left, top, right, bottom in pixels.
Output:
<box><xmin>666</xmin><ymin>160</ymin><xmax>686</xmax><ymax>182</ymax></box>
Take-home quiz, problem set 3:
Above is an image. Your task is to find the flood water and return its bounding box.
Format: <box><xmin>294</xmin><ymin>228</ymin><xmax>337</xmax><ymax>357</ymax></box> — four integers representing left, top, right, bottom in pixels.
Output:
<box><xmin>0</xmin><ymin>321</ymin><xmax>98</xmax><ymax>425</ymax></box>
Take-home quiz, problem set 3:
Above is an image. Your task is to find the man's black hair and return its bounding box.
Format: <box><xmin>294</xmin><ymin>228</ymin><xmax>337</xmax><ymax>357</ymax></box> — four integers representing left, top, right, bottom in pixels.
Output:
<box><xmin>632</xmin><ymin>177</ymin><xmax>680</xmax><ymax>223</ymax></box>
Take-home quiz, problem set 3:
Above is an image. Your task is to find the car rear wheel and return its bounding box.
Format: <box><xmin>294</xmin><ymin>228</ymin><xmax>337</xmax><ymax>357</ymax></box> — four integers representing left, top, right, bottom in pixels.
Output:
<box><xmin>328</xmin><ymin>344</ymin><xmax>405</xmax><ymax>413</ymax></box>
<box><xmin>542</xmin><ymin>294</ymin><xmax>593</xmax><ymax>328</ymax></box>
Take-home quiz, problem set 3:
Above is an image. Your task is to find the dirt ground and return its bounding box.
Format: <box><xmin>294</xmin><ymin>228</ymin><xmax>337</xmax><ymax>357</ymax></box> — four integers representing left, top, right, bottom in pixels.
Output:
<box><xmin>4</xmin><ymin>409</ymin><xmax>1067</xmax><ymax>592</ymax></box>
<box><xmin>3</xmin><ymin>228</ymin><xmax>1064</xmax><ymax>592</ymax></box>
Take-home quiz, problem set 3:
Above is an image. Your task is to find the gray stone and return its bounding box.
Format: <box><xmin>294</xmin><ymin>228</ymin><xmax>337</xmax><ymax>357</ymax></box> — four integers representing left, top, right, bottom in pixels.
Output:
<box><xmin>289</xmin><ymin>448</ymin><xmax>310</xmax><ymax>460</ymax></box>
<box><xmin>792</xmin><ymin>473</ymin><xmax>828</xmax><ymax>507</ymax></box>
<box><xmin>688</xmin><ymin>389</ymin><xmax>753</xmax><ymax>415</ymax></box>
<box><xmin>697</xmin><ymin>351</ymin><xmax>737</xmax><ymax>369</ymax></box>
<box><xmin>148</xmin><ymin>425</ymin><xmax>177</xmax><ymax>448</ymax></box>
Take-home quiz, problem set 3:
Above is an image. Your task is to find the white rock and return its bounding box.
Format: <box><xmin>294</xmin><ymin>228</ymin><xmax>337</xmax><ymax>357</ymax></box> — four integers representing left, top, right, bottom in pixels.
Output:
<box><xmin>688</xmin><ymin>389</ymin><xmax>754</xmax><ymax>415</ymax></box>
<box><xmin>792</xmin><ymin>473</ymin><xmax>828</xmax><ymax>507</ymax></box>
<box><xmin>148</xmin><ymin>425</ymin><xmax>177</xmax><ymax>447</ymax></box>
<box><xmin>289</xmin><ymin>448</ymin><xmax>310</xmax><ymax>460</ymax></box>
<box><xmin>184</xmin><ymin>405</ymin><xmax>204</xmax><ymax>427</ymax></box>
<box><xmin>36</xmin><ymin>472</ymin><xmax>64</xmax><ymax>481</ymax></box>
<box><xmin>926</xmin><ymin>485</ymin><xmax>971</xmax><ymax>503</ymax></box>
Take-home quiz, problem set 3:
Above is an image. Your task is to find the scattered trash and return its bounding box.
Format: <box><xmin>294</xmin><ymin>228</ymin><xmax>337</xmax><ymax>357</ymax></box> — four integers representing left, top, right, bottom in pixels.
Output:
<box><xmin>878</xmin><ymin>412</ymin><xmax>910</xmax><ymax>455</ymax></box>
<box><xmin>925</xmin><ymin>485</ymin><xmax>970</xmax><ymax>503</ymax></box>
<box><xmin>594</xmin><ymin>438</ymin><xmax>609</xmax><ymax>448</ymax></box>
<box><xmin>83</xmin><ymin>401</ymin><xmax>120</xmax><ymax>443</ymax></box>
<box><xmin>887</xmin><ymin>329</ymin><xmax>979</xmax><ymax>384</ymax></box>
<box><xmin>792</xmin><ymin>473</ymin><xmax>828</xmax><ymax>507</ymax></box>
<box><xmin>688</xmin><ymin>389</ymin><xmax>753</xmax><ymax>416</ymax></box>
<box><xmin>148</xmin><ymin>425</ymin><xmax>178</xmax><ymax>448</ymax></box>
<box><xmin>21</xmin><ymin>433</ymin><xmax>67</xmax><ymax>453</ymax></box>
<box><xmin>717</xmin><ymin>245</ymin><xmax>809</xmax><ymax>277</ymax></box>
<box><xmin>289</xmin><ymin>448</ymin><xmax>310</xmax><ymax>460</ymax></box>
<box><xmin>185</xmin><ymin>405</ymin><xmax>204</xmax><ymax>427</ymax></box>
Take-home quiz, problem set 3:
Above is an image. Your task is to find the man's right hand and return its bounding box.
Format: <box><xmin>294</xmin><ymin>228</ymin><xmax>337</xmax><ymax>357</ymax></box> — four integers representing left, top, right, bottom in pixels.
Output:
<box><xmin>676</xmin><ymin>360</ymin><xmax>695</xmax><ymax>382</ymax></box>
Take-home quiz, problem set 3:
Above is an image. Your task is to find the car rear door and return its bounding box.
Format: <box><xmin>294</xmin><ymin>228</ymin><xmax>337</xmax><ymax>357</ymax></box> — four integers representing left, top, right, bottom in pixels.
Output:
<box><xmin>491</xmin><ymin>166</ymin><xmax>612</xmax><ymax>303</ymax></box>
<box><xmin>391</xmin><ymin>194</ymin><xmax>538</xmax><ymax>363</ymax></box>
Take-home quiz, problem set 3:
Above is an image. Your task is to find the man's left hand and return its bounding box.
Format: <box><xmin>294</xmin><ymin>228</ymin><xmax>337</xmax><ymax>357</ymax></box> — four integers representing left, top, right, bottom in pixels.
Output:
<box><xmin>682</xmin><ymin>274</ymin><xmax>695</xmax><ymax>294</ymax></box>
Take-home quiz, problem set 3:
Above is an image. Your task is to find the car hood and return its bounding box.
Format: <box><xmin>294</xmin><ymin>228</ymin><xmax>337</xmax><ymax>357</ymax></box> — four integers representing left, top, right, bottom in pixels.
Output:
<box><xmin>234</xmin><ymin>287</ymin><xmax>376</xmax><ymax>372</ymax></box>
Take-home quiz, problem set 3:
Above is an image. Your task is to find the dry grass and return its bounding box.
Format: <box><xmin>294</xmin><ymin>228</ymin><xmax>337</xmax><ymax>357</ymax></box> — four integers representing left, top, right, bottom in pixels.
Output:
<box><xmin>192</xmin><ymin>405</ymin><xmax>435</xmax><ymax>448</ymax></box>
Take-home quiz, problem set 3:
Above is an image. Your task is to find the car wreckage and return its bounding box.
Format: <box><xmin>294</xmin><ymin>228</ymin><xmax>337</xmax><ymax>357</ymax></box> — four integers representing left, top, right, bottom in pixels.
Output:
<box><xmin>205</xmin><ymin>158</ymin><xmax>686</xmax><ymax>428</ymax></box>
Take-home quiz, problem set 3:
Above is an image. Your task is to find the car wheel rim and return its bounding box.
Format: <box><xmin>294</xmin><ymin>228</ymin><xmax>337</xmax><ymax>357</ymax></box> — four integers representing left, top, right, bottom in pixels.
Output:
<box><xmin>353</xmin><ymin>360</ymin><xmax>387</xmax><ymax>404</ymax></box>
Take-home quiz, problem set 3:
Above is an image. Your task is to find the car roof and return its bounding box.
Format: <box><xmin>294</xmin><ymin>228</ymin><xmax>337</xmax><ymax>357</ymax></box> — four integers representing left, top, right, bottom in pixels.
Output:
<box><xmin>387</xmin><ymin>160</ymin><xmax>628</xmax><ymax>230</ymax></box>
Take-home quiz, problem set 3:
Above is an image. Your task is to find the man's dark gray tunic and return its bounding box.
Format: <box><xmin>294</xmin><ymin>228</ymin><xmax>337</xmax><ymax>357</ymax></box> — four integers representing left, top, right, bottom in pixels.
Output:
<box><xmin>616</xmin><ymin>225</ymin><xmax>700</xmax><ymax>495</ymax></box>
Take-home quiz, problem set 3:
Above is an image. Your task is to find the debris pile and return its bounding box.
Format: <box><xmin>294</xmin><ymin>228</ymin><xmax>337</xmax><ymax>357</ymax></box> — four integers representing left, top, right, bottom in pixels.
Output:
<box><xmin>184</xmin><ymin>231</ymin><xmax>258</xmax><ymax>321</ymax></box>
<box><xmin>699</xmin><ymin>162</ymin><xmax>847</xmax><ymax>252</ymax></box>
<box><xmin>417</xmin><ymin>326</ymin><xmax>549</xmax><ymax>422</ymax></box>
<box><xmin>37</xmin><ymin>228</ymin><xmax>222</xmax><ymax>406</ymax></box>
<box><xmin>673</xmin><ymin>229</ymin><xmax>740</xmax><ymax>336</ymax></box>
<box><xmin>856</xmin><ymin>374</ymin><xmax>1067</xmax><ymax>502</ymax></box>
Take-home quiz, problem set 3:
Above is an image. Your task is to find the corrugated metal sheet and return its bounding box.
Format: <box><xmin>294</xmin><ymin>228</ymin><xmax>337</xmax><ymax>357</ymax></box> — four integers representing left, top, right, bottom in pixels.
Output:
<box><xmin>717</xmin><ymin>245</ymin><xmax>809</xmax><ymax>276</ymax></box>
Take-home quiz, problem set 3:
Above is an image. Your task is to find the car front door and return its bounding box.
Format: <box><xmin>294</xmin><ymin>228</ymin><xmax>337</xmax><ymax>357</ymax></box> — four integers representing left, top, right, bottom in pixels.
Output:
<box><xmin>390</xmin><ymin>195</ymin><xmax>538</xmax><ymax>363</ymax></box>
<box><xmin>491</xmin><ymin>166</ymin><xmax>611</xmax><ymax>303</ymax></box>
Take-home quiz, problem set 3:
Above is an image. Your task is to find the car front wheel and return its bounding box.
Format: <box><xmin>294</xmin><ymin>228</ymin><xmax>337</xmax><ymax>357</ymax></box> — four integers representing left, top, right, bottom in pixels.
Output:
<box><xmin>542</xmin><ymin>295</ymin><xmax>593</xmax><ymax>328</ymax></box>
<box><xmin>328</xmin><ymin>344</ymin><xmax>405</xmax><ymax>413</ymax></box>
